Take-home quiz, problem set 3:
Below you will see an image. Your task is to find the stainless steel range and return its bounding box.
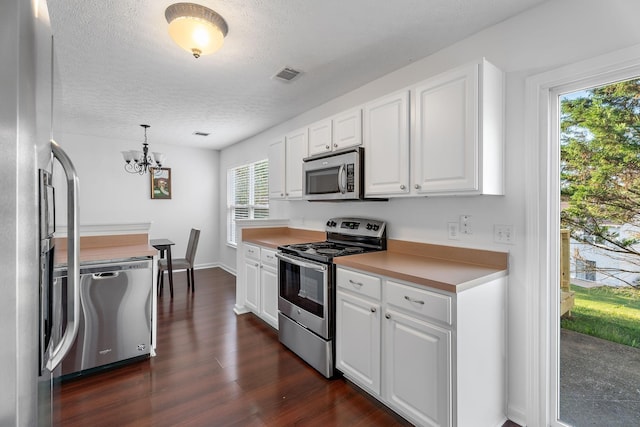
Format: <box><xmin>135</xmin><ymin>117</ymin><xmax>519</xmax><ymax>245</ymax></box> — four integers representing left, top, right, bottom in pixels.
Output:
<box><xmin>276</xmin><ymin>217</ymin><xmax>387</xmax><ymax>378</ymax></box>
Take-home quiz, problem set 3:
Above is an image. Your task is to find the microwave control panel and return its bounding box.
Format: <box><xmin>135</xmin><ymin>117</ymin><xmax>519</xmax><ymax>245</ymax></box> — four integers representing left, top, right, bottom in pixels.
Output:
<box><xmin>346</xmin><ymin>163</ymin><xmax>354</xmax><ymax>192</ymax></box>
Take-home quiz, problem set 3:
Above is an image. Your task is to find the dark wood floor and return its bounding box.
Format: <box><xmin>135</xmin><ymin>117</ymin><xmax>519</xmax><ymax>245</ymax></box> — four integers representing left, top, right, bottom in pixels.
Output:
<box><xmin>54</xmin><ymin>267</ymin><xmax>413</xmax><ymax>426</ymax></box>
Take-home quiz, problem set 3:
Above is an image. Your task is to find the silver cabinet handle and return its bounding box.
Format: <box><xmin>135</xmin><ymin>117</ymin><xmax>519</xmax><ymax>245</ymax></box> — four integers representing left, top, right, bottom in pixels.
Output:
<box><xmin>400</xmin><ymin>184</ymin><xmax>406</xmax><ymax>190</ymax></box>
<box><xmin>404</xmin><ymin>295</ymin><xmax>425</xmax><ymax>305</ymax></box>
<box><xmin>348</xmin><ymin>279</ymin><xmax>363</xmax><ymax>287</ymax></box>
<box><xmin>385</xmin><ymin>313</ymin><xmax>391</xmax><ymax>319</ymax></box>
<box><xmin>333</xmin><ymin>143</ymin><xmax>338</xmax><ymax>148</ymax></box>
<box><xmin>414</xmin><ymin>184</ymin><xmax>420</xmax><ymax>189</ymax></box>
<box><xmin>370</xmin><ymin>307</ymin><xmax>376</xmax><ymax>313</ymax></box>
<box><xmin>325</xmin><ymin>145</ymin><xmax>330</xmax><ymax>149</ymax></box>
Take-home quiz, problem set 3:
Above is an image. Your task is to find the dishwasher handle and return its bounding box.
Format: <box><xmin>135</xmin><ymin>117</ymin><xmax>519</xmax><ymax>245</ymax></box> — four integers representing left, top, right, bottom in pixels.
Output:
<box><xmin>92</xmin><ymin>272</ymin><xmax>120</xmax><ymax>280</ymax></box>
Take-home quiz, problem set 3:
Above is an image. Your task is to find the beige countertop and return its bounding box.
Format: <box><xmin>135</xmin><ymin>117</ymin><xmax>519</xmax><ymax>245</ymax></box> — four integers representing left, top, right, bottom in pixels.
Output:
<box><xmin>243</xmin><ymin>227</ymin><xmax>508</xmax><ymax>294</ymax></box>
<box><xmin>335</xmin><ymin>239</ymin><xmax>508</xmax><ymax>293</ymax></box>
<box><xmin>54</xmin><ymin>233</ymin><xmax>157</xmax><ymax>266</ymax></box>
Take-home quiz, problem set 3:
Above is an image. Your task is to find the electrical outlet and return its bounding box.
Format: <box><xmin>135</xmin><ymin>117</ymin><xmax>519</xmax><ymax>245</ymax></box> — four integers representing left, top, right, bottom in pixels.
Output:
<box><xmin>447</xmin><ymin>222</ymin><xmax>459</xmax><ymax>240</ymax></box>
<box><xmin>460</xmin><ymin>215</ymin><xmax>472</xmax><ymax>234</ymax></box>
<box><xmin>494</xmin><ymin>225</ymin><xmax>515</xmax><ymax>244</ymax></box>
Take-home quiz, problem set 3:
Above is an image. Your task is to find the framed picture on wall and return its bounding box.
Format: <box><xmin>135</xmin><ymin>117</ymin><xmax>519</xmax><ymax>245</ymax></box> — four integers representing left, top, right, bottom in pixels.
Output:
<box><xmin>150</xmin><ymin>167</ymin><xmax>171</xmax><ymax>199</ymax></box>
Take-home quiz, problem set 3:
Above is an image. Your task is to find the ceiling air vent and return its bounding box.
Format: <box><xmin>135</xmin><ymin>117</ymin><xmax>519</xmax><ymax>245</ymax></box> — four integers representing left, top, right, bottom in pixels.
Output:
<box><xmin>273</xmin><ymin>67</ymin><xmax>302</xmax><ymax>82</ymax></box>
<box><xmin>193</xmin><ymin>131</ymin><xmax>210</xmax><ymax>137</ymax></box>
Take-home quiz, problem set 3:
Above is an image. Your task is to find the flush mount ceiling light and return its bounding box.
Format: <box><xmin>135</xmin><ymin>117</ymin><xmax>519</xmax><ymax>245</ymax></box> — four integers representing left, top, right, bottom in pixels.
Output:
<box><xmin>121</xmin><ymin>125</ymin><xmax>166</xmax><ymax>175</ymax></box>
<box><xmin>165</xmin><ymin>3</ymin><xmax>229</xmax><ymax>58</ymax></box>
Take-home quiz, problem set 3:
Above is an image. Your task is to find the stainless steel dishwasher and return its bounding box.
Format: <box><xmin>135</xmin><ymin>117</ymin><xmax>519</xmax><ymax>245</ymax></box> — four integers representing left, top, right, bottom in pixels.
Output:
<box><xmin>54</xmin><ymin>258</ymin><xmax>153</xmax><ymax>377</ymax></box>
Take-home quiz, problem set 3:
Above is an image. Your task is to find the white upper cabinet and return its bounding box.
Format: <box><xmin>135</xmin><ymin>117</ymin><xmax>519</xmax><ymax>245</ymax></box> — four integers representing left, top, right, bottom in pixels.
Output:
<box><xmin>363</xmin><ymin>59</ymin><xmax>504</xmax><ymax>198</ymax></box>
<box><xmin>268</xmin><ymin>137</ymin><xmax>285</xmax><ymax>200</ymax></box>
<box><xmin>308</xmin><ymin>119</ymin><xmax>333</xmax><ymax>156</ymax></box>
<box><xmin>308</xmin><ymin>107</ymin><xmax>362</xmax><ymax>157</ymax></box>
<box><xmin>268</xmin><ymin>129</ymin><xmax>308</xmax><ymax>200</ymax></box>
<box><xmin>412</xmin><ymin>59</ymin><xmax>504</xmax><ymax>195</ymax></box>
<box><xmin>332</xmin><ymin>108</ymin><xmax>362</xmax><ymax>151</ymax></box>
<box><xmin>284</xmin><ymin>127</ymin><xmax>308</xmax><ymax>199</ymax></box>
<box><xmin>363</xmin><ymin>90</ymin><xmax>410</xmax><ymax>196</ymax></box>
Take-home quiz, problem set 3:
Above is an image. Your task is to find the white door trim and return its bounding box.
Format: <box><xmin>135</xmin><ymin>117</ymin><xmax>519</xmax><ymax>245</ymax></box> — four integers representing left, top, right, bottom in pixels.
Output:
<box><xmin>525</xmin><ymin>44</ymin><xmax>640</xmax><ymax>427</ymax></box>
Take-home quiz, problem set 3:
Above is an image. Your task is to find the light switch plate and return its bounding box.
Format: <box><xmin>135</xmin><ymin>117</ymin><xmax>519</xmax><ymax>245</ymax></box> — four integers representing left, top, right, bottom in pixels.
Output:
<box><xmin>448</xmin><ymin>222</ymin><xmax>459</xmax><ymax>240</ymax></box>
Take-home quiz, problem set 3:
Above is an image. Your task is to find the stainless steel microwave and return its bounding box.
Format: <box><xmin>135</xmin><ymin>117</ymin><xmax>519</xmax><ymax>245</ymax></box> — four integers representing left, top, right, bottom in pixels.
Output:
<box><xmin>303</xmin><ymin>147</ymin><xmax>364</xmax><ymax>201</ymax></box>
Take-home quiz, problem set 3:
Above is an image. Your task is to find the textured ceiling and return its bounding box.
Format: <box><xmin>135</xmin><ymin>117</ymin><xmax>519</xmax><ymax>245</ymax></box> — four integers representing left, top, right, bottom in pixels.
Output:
<box><xmin>46</xmin><ymin>0</ymin><xmax>546</xmax><ymax>150</ymax></box>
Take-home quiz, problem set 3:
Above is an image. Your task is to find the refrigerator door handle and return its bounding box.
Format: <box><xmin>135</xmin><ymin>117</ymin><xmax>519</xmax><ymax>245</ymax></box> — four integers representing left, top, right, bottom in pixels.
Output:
<box><xmin>47</xmin><ymin>140</ymin><xmax>80</xmax><ymax>371</ymax></box>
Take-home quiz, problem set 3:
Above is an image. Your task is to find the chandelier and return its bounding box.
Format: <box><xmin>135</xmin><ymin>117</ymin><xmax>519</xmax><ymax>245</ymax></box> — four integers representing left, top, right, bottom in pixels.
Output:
<box><xmin>121</xmin><ymin>125</ymin><xmax>166</xmax><ymax>175</ymax></box>
<box><xmin>165</xmin><ymin>3</ymin><xmax>229</xmax><ymax>58</ymax></box>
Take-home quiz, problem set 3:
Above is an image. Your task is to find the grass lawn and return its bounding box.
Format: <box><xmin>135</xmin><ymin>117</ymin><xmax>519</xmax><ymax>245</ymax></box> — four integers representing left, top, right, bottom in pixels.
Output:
<box><xmin>560</xmin><ymin>284</ymin><xmax>640</xmax><ymax>348</ymax></box>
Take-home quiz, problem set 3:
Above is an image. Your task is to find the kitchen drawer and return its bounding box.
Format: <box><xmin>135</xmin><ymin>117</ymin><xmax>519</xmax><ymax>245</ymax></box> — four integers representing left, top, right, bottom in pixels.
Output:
<box><xmin>261</xmin><ymin>248</ymin><xmax>277</xmax><ymax>267</ymax></box>
<box><xmin>385</xmin><ymin>280</ymin><xmax>452</xmax><ymax>325</ymax></box>
<box><xmin>337</xmin><ymin>268</ymin><xmax>381</xmax><ymax>300</ymax></box>
<box><xmin>244</xmin><ymin>244</ymin><xmax>260</xmax><ymax>261</ymax></box>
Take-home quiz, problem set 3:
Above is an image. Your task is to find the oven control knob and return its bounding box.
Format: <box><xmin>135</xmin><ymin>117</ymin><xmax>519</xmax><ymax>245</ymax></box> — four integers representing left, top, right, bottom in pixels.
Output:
<box><xmin>366</xmin><ymin>223</ymin><xmax>372</xmax><ymax>230</ymax></box>
<box><xmin>373</xmin><ymin>224</ymin><xmax>380</xmax><ymax>231</ymax></box>
<box><xmin>326</xmin><ymin>220</ymin><xmax>337</xmax><ymax>227</ymax></box>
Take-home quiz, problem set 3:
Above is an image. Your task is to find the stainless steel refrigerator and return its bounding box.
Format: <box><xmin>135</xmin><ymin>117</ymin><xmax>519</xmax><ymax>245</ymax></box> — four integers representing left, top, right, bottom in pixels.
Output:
<box><xmin>1</xmin><ymin>1</ymin><xmax>80</xmax><ymax>425</ymax></box>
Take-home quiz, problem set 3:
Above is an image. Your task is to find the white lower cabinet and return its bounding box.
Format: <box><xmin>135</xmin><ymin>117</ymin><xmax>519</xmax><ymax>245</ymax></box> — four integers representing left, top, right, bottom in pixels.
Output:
<box><xmin>384</xmin><ymin>308</ymin><xmax>450</xmax><ymax>427</ymax></box>
<box><xmin>242</xmin><ymin>244</ymin><xmax>279</xmax><ymax>329</ymax></box>
<box><xmin>244</xmin><ymin>245</ymin><xmax>261</xmax><ymax>313</ymax></box>
<box><xmin>259</xmin><ymin>251</ymin><xmax>279</xmax><ymax>327</ymax></box>
<box><xmin>336</xmin><ymin>266</ymin><xmax>506</xmax><ymax>427</ymax></box>
<box><xmin>336</xmin><ymin>290</ymin><xmax>381</xmax><ymax>395</ymax></box>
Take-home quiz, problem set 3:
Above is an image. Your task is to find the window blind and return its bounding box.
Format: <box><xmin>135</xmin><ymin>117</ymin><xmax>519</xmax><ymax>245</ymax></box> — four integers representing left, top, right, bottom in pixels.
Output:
<box><xmin>227</xmin><ymin>159</ymin><xmax>269</xmax><ymax>245</ymax></box>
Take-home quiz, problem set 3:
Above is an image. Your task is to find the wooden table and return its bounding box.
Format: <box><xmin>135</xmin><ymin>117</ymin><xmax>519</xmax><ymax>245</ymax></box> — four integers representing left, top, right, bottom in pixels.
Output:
<box><xmin>151</xmin><ymin>238</ymin><xmax>175</xmax><ymax>297</ymax></box>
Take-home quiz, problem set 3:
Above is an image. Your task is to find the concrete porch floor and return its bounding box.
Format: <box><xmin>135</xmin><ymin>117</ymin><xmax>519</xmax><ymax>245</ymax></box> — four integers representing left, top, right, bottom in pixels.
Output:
<box><xmin>560</xmin><ymin>328</ymin><xmax>640</xmax><ymax>426</ymax></box>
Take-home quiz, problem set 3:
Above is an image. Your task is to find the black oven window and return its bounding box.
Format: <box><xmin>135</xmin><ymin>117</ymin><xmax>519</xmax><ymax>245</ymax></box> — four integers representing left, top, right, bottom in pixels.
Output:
<box><xmin>279</xmin><ymin>261</ymin><xmax>325</xmax><ymax>317</ymax></box>
<box><xmin>306</xmin><ymin>167</ymin><xmax>340</xmax><ymax>194</ymax></box>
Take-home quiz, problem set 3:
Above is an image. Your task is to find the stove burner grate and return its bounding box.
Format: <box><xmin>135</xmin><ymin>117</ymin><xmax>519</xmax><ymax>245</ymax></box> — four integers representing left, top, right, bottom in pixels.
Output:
<box><xmin>316</xmin><ymin>248</ymin><xmax>341</xmax><ymax>255</ymax></box>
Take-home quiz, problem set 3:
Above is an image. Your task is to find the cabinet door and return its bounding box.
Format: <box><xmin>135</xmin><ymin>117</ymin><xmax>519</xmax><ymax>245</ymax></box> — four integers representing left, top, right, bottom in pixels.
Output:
<box><xmin>285</xmin><ymin>128</ymin><xmax>308</xmax><ymax>199</ymax></box>
<box><xmin>308</xmin><ymin>119</ymin><xmax>332</xmax><ymax>156</ymax></box>
<box><xmin>268</xmin><ymin>138</ymin><xmax>285</xmax><ymax>199</ymax></box>
<box><xmin>332</xmin><ymin>108</ymin><xmax>362</xmax><ymax>151</ymax></box>
<box><xmin>413</xmin><ymin>63</ymin><xmax>479</xmax><ymax>194</ymax></box>
<box><xmin>244</xmin><ymin>259</ymin><xmax>260</xmax><ymax>313</ymax></box>
<box><xmin>336</xmin><ymin>290</ymin><xmax>381</xmax><ymax>395</ymax></box>
<box><xmin>260</xmin><ymin>265</ymin><xmax>279</xmax><ymax>329</ymax></box>
<box><xmin>363</xmin><ymin>90</ymin><xmax>410</xmax><ymax>196</ymax></box>
<box><xmin>384</xmin><ymin>309</ymin><xmax>451</xmax><ymax>427</ymax></box>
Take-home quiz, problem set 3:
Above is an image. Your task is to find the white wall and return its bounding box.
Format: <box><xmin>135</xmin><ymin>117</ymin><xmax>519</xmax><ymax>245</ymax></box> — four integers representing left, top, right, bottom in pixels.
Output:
<box><xmin>53</xmin><ymin>131</ymin><xmax>220</xmax><ymax>268</ymax></box>
<box><xmin>217</xmin><ymin>0</ymin><xmax>640</xmax><ymax>423</ymax></box>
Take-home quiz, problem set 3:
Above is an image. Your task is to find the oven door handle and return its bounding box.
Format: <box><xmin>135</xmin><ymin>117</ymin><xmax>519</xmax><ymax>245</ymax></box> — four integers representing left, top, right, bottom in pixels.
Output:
<box><xmin>275</xmin><ymin>252</ymin><xmax>327</xmax><ymax>272</ymax></box>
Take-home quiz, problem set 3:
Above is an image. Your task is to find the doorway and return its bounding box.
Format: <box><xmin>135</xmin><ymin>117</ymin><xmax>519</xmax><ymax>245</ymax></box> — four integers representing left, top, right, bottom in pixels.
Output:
<box><xmin>524</xmin><ymin>44</ymin><xmax>640</xmax><ymax>427</ymax></box>
<box><xmin>557</xmin><ymin>81</ymin><xmax>640</xmax><ymax>426</ymax></box>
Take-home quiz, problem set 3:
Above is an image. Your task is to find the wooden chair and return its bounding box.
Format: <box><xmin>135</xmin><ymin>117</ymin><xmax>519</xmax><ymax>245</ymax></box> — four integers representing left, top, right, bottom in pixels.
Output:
<box><xmin>158</xmin><ymin>228</ymin><xmax>200</xmax><ymax>296</ymax></box>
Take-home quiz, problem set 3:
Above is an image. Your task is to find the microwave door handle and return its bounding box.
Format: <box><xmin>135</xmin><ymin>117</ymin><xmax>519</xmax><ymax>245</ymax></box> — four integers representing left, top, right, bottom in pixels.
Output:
<box><xmin>275</xmin><ymin>252</ymin><xmax>327</xmax><ymax>272</ymax></box>
<box><xmin>338</xmin><ymin>164</ymin><xmax>346</xmax><ymax>194</ymax></box>
<box><xmin>47</xmin><ymin>140</ymin><xmax>80</xmax><ymax>371</ymax></box>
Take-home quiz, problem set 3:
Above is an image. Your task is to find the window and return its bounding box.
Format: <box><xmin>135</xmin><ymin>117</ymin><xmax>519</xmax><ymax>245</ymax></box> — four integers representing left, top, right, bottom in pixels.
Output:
<box><xmin>227</xmin><ymin>159</ymin><xmax>269</xmax><ymax>245</ymax></box>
